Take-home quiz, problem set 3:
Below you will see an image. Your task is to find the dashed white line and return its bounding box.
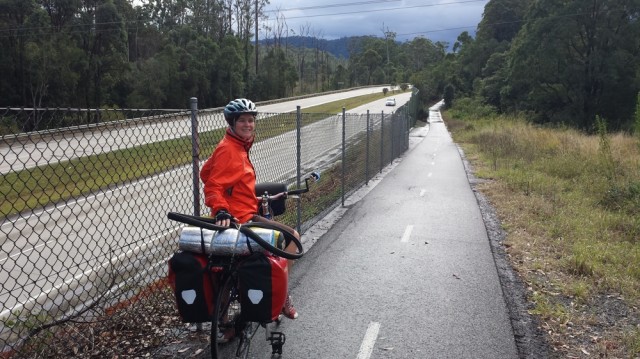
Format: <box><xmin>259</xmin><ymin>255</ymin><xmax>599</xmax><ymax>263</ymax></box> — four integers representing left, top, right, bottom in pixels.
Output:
<box><xmin>0</xmin><ymin>241</ymin><xmax>51</xmax><ymax>263</ymax></box>
<box><xmin>0</xmin><ymin>227</ymin><xmax>178</xmax><ymax>319</ymax></box>
<box><xmin>356</xmin><ymin>321</ymin><xmax>381</xmax><ymax>359</ymax></box>
<box><xmin>401</xmin><ymin>225</ymin><xmax>414</xmax><ymax>243</ymax></box>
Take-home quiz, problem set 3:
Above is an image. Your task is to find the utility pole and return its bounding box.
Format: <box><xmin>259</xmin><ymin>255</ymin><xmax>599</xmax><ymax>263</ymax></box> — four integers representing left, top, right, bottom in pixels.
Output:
<box><xmin>381</xmin><ymin>23</ymin><xmax>390</xmax><ymax>65</ymax></box>
<box><xmin>255</xmin><ymin>0</ymin><xmax>259</xmax><ymax>75</ymax></box>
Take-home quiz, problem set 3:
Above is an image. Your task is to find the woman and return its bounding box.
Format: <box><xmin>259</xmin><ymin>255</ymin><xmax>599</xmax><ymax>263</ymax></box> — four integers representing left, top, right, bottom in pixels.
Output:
<box><xmin>200</xmin><ymin>98</ymin><xmax>299</xmax><ymax>320</ymax></box>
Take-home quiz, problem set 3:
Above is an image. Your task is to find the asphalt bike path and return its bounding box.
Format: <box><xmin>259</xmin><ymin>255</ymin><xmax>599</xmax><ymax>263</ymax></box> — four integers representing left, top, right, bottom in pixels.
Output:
<box><xmin>245</xmin><ymin>108</ymin><xmax>519</xmax><ymax>358</ymax></box>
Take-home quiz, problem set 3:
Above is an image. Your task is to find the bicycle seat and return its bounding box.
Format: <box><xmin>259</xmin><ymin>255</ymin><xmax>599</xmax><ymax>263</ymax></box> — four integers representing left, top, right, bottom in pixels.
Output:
<box><xmin>255</xmin><ymin>182</ymin><xmax>287</xmax><ymax>216</ymax></box>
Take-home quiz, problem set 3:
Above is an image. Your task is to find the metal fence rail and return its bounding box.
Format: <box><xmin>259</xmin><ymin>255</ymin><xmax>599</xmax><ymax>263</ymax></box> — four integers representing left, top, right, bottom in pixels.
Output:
<box><xmin>0</xmin><ymin>91</ymin><xmax>419</xmax><ymax>356</ymax></box>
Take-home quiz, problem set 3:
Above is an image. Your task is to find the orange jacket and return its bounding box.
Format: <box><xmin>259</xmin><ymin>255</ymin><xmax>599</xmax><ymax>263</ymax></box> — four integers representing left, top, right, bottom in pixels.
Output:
<box><xmin>200</xmin><ymin>129</ymin><xmax>257</xmax><ymax>223</ymax></box>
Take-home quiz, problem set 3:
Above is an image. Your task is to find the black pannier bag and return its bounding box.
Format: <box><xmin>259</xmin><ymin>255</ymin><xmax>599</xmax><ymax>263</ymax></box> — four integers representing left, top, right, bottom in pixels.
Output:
<box><xmin>168</xmin><ymin>251</ymin><xmax>218</xmax><ymax>323</ymax></box>
<box><xmin>237</xmin><ymin>252</ymin><xmax>288</xmax><ymax>323</ymax></box>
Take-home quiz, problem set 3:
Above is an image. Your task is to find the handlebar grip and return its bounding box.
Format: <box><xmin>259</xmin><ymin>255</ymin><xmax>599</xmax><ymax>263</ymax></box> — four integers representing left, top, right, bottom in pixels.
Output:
<box><xmin>167</xmin><ymin>212</ymin><xmax>228</xmax><ymax>231</ymax></box>
<box><xmin>286</xmin><ymin>188</ymin><xmax>308</xmax><ymax>195</ymax></box>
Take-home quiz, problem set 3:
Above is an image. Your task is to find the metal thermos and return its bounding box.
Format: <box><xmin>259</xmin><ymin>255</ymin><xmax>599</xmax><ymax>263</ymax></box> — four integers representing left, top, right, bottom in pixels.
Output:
<box><xmin>178</xmin><ymin>226</ymin><xmax>284</xmax><ymax>256</ymax></box>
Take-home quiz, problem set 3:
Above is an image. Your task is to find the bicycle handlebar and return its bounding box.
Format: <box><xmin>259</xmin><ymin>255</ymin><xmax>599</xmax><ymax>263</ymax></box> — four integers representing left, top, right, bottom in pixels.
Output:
<box><xmin>169</xmin><ymin>171</ymin><xmax>319</xmax><ymax>259</ymax></box>
<box><xmin>258</xmin><ymin>171</ymin><xmax>321</xmax><ymax>200</ymax></box>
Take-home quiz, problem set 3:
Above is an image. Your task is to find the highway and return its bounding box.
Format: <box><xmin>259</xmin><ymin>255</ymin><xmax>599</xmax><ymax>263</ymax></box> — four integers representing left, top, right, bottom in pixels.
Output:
<box><xmin>0</xmin><ymin>86</ymin><xmax>395</xmax><ymax>175</ymax></box>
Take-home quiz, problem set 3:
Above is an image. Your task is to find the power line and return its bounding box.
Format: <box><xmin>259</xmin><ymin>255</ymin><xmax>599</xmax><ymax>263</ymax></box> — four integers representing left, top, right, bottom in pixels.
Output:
<box><xmin>0</xmin><ymin>0</ymin><xmax>485</xmax><ymax>36</ymax></box>
<box><xmin>265</xmin><ymin>0</ymin><xmax>487</xmax><ymax>20</ymax></box>
<box><xmin>264</xmin><ymin>0</ymin><xmax>402</xmax><ymax>13</ymax></box>
<box><xmin>395</xmin><ymin>10</ymin><xmax>624</xmax><ymax>39</ymax></box>
<box><xmin>0</xmin><ymin>1</ymin><xmax>622</xmax><ymax>42</ymax></box>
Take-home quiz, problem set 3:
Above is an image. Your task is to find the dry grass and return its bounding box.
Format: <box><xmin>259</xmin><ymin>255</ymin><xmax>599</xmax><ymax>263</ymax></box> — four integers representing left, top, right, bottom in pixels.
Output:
<box><xmin>445</xmin><ymin>108</ymin><xmax>640</xmax><ymax>358</ymax></box>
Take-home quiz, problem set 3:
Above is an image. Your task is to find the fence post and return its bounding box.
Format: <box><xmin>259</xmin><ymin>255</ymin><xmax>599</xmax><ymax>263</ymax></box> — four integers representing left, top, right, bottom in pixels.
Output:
<box><xmin>366</xmin><ymin>110</ymin><xmax>370</xmax><ymax>185</ymax></box>
<box><xmin>391</xmin><ymin>112</ymin><xmax>395</xmax><ymax>159</ymax></box>
<box><xmin>380</xmin><ymin>111</ymin><xmax>384</xmax><ymax>172</ymax></box>
<box><xmin>341</xmin><ymin>107</ymin><xmax>346</xmax><ymax>207</ymax></box>
<box><xmin>296</xmin><ymin>106</ymin><xmax>302</xmax><ymax>232</ymax></box>
<box><xmin>190</xmin><ymin>97</ymin><xmax>202</xmax><ymax>332</ymax></box>
<box><xmin>405</xmin><ymin>106</ymin><xmax>410</xmax><ymax>151</ymax></box>
<box><xmin>190</xmin><ymin>97</ymin><xmax>201</xmax><ymax>217</ymax></box>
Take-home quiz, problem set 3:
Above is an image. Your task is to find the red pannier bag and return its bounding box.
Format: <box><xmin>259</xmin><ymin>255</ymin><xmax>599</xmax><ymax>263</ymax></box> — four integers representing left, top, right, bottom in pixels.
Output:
<box><xmin>168</xmin><ymin>251</ymin><xmax>219</xmax><ymax>323</ymax></box>
<box><xmin>237</xmin><ymin>252</ymin><xmax>288</xmax><ymax>322</ymax></box>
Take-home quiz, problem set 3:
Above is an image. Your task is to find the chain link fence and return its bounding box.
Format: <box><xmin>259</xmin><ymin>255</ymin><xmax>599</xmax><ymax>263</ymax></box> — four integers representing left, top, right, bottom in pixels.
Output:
<box><xmin>0</xmin><ymin>91</ymin><xmax>420</xmax><ymax>357</ymax></box>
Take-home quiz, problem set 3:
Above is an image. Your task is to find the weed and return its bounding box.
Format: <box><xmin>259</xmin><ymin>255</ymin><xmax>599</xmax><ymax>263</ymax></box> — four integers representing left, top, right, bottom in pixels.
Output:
<box><xmin>445</xmin><ymin>105</ymin><xmax>640</xmax><ymax>356</ymax></box>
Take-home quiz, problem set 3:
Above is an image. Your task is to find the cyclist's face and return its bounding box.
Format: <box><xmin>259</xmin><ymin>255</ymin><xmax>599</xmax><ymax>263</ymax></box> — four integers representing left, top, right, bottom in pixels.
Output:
<box><xmin>234</xmin><ymin>114</ymin><xmax>255</xmax><ymax>140</ymax></box>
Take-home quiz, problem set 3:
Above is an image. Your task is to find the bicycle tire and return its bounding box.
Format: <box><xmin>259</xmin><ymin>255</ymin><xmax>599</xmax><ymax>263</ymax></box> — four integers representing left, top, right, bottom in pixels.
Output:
<box><xmin>240</xmin><ymin>223</ymin><xmax>303</xmax><ymax>259</ymax></box>
<box><xmin>235</xmin><ymin>322</ymin><xmax>259</xmax><ymax>359</ymax></box>
<box><xmin>211</xmin><ymin>273</ymin><xmax>240</xmax><ymax>359</ymax></box>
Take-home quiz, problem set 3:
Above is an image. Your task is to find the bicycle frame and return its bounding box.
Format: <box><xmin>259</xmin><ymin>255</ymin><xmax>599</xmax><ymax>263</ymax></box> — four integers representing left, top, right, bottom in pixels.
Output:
<box><xmin>167</xmin><ymin>171</ymin><xmax>319</xmax><ymax>358</ymax></box>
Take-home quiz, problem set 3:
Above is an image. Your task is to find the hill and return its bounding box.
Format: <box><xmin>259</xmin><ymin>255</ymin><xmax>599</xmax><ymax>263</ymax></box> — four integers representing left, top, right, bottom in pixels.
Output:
<box><xmin>259</xmin><ymin>36</ymin><xmax>373</xmax><ymax>59</ymax></box>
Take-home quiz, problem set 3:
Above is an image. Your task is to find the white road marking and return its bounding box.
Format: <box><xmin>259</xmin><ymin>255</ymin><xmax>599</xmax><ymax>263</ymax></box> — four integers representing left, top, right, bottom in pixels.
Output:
<box><xmin>1</xmin><ymin>167</ymin><xmax>187</xmax><ymax>229</ymax></box>
<box><xmin>419</xmin><ymin>189</ymin><xmax>426</xmax><ymax>197</ymax></box>
<box><xmin>0</xmin><ymin>227</ymin><xmax>178</xmax><ymax>319</ymax></box>
<box><xmin>356</xmin><ymin>321</ymin><xmax>381</xmax><ymax>359</ymax></box>
<box><xmin>401</xmin><ymin>225</ymin><xmax>414</xmax><ymax>243</ymax></box>
<box><xmin>428</xmin><ymin>172</ymin><xmax>432</xmax><ymax>177</ymax></box>
<box><xmin>0</xmin><ymin>240</ymin><xmax>51</xmax><ymax>263</ymax></box>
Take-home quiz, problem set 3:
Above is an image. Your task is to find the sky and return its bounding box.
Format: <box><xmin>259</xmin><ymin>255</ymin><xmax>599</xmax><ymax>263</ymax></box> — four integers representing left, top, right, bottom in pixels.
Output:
<box><xmin>261</xmin><ymin>0</ymin><xmax>490</xmax><ymax>44</ymax></box>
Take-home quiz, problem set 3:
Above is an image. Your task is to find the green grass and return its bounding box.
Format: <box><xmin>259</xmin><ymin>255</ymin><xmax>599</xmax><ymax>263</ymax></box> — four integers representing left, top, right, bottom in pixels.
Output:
<box><xmin>445</xmin><ymin>100</ymin><xmax>640</xmax><ymax>357</ymax></box>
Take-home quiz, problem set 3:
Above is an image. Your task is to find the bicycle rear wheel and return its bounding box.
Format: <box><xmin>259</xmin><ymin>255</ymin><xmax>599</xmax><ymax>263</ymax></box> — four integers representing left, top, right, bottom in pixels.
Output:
<box><xmin>211</xmin><ymin>273</ymin><xmax>240</xmax><ymax>359</ymax></box>
<box><xmin>235</xmin><ymin>321</ymin><xmax>259</xmax><ymax>359</ymax></box>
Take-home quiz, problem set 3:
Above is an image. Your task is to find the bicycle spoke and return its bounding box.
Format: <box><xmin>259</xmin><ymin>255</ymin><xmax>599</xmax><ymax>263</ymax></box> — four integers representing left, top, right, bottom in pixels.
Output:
<box><xmin>212</xmin><ymin>274</ymin><xmax>237</xmax><ymax>359</ymax></box>
<box><xmin>235</xmin><ymin>322</ymin><xmax>259</xmax><ymax>359</ymax></box>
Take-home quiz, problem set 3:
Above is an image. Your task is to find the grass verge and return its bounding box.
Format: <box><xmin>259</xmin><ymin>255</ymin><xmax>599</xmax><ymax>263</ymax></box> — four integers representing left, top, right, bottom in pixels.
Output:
<box><xmin>445</xmin><ymin>98</ymin><xmax>640</xmax><ymax>358</ymax></box>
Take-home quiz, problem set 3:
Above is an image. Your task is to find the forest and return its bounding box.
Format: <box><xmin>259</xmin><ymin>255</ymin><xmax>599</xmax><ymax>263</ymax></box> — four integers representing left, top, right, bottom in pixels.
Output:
<box><xmin>1</xmin><ymin>0</ymin><xmax>639</xmax><ymax>132</ymax></box>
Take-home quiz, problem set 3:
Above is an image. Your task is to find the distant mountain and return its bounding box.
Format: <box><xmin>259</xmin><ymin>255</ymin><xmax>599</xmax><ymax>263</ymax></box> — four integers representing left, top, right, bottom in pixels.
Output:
<box><xmin>259</xmin><ymin>36</ymin><xmax>370</xmax><ymax>59</ymax></box>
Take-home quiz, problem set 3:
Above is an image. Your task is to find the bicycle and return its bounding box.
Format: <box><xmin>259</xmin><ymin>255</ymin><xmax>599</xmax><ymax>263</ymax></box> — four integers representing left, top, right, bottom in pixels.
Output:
<box><xmin>167</xmin><ymin>172</ymin><xmax>319</xmax><ymax>359</ymax></box>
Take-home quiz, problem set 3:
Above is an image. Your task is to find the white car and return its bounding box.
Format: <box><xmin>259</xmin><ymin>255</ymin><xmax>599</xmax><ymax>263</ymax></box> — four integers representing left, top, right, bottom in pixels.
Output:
<box><xmin>385</xmin><ymin>98</ymin><xmax>396</xmax><ymax>106</ymax></box>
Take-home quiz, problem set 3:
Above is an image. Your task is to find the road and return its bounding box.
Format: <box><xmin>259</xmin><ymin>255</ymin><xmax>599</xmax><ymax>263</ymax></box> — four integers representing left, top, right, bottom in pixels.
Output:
<box><xmin>0</xmin><ymin>86</ymin><xmax>393</xmax><ymax>175</ymax></box>
<box><xmin>231</xmin><ymin>103</ymin><xmax>520</xmax><ymax>358</ymax></box>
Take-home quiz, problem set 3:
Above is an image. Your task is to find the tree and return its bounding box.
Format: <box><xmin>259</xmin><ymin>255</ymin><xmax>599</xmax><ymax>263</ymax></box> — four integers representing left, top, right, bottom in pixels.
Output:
<box><xmin>257</xmin><ymin>48</ymin><xmax>297</xmax><ymax>99</ymax></box>
<box><xmin>507</xmin><ymin>0</ymin><xmax>640</xmax><ymax>130</ymax></box>
<box><xmin>443</xmin><ymin>84</ymin><xmax>455</xmax><ymax>108</ymax></box>
<box><xmin>635</xmin><ymin>92</ymin><xmax>640</xmax><ymax>139</ymax></box>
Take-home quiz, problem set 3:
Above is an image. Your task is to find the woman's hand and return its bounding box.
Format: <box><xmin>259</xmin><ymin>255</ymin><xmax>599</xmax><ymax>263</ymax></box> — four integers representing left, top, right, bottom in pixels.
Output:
<box><xmin>214</xmin><ymin>210</ymin><xmax>236</xmax><ymax>227</ymax></box>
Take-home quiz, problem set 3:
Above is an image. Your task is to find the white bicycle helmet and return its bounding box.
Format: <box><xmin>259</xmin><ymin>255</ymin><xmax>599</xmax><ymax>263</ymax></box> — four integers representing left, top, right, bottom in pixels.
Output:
<box><xmin>223</xmin><ymin>98</ymin><xmax>258</xmax><ymax>127</ymax></box>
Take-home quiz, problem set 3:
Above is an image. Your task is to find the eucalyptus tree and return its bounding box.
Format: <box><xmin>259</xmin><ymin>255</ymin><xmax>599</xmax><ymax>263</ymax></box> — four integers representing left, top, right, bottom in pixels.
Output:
<box><xmin>89</xmin><ymin>0</ymin><xmax>129</xmax><ymax>107</ymax></box>
<box><xmin>450</xmin><ymin>0</ymin><xmax>530</xmax><ymax>99</ymax></box>
<box><xmin>0</xmin><ymin>0</ymin><xmax>39</xmax><ymax>107</ymax></box>
<box><xmin>257</xmin><ymin>48</ymin><xmax>298</xmax><ymax>99</ymax></box>
<box><xmin>507</xmin><ymin>0</ymin><xmax>640</xmax><ymax>130</ymax></box>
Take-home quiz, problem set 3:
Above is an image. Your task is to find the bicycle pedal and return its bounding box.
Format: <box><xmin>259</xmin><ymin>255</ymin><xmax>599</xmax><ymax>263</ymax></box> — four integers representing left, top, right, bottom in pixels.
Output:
<box><xmin>268</xmin><ymin>331</ymin><xmax>286</xmax><ymax>355</ymax></box>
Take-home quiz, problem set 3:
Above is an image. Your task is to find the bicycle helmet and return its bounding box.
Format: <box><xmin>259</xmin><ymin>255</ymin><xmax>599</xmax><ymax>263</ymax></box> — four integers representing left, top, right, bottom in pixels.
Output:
<box><xmin>223</xmin><ymin>98</ymin><xmax>258</xmax><ymax>127</ymax></box>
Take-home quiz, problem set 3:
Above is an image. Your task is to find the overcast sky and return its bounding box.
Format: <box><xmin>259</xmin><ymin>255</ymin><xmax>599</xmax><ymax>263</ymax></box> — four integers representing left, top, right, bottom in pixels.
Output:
<box><xmin>262</xmin><ymin>0</ymin><xmax>489</xmax><ymax>44</ymax></box>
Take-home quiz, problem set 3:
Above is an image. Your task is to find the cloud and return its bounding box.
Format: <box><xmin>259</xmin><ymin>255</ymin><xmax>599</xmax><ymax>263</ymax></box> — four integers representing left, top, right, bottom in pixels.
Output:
<box><xmin>263</xmin><ymin>0</ymin><xmax>489</xmax><ymax>44</ymax></box>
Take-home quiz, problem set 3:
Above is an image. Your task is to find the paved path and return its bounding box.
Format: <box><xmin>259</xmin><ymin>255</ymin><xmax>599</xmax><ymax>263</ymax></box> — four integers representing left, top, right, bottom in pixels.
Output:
<box><xmin>242</xmin><ymin>102</ymin><xmax>519</xmax><ymax>358</ymax></box>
